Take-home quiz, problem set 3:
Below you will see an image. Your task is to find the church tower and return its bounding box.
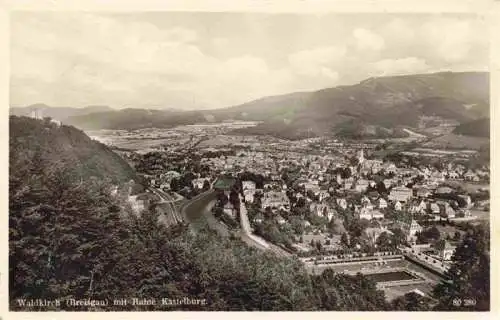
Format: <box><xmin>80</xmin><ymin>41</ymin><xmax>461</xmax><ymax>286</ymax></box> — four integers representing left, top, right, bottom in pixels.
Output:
<box><xmin>358</xmin><ymin>149</ymin><xmax>365</xmax><ymax>165</ymax></box>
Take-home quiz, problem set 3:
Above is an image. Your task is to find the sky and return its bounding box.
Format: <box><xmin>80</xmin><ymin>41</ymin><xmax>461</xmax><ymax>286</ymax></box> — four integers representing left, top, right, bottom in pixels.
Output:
<box><xmin>10</xmin><ymin>12</ymin><xmax>489</xmax><ymax>110</ymax></box>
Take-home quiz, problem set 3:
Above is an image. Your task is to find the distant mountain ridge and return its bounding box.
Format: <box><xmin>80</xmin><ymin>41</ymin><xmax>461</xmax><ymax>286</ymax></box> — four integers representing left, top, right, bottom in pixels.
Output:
<box><xmin>16</xmin><ymin>71</ymin><xmax>489</xmax><ymax>139</ymax></box>
<box><xmin>9</xmin><ymin>104</ymin><xmax>114</xmax><ymax>122</ymax></box>
<box><xmin>64</xmin><ymin>108</ymin><xmax>206</xmax><ymax>130</ymax></box>
<box><xmin>215</xmin><ymin>71</ymin><xmax>489</xmax><ymax>139</ymax></box>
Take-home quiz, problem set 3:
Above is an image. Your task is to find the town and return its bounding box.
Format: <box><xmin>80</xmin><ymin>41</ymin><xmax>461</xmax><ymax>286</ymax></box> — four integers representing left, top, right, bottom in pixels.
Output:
<box><xmin>94</xmin><ymin>121</ymin><xmax>489</xmax><ymax>300</ymax></box>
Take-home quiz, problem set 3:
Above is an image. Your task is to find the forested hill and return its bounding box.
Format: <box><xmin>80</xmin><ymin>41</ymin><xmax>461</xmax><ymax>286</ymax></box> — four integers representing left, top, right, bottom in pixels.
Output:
<box><xmin>452</xmin><ymin>118</ymin><xmax>490</xmax><ymax>138</ymax></box>
<box><xmin>9</xmin><ymin>116</ymin><xmax>137</xmax><ymax>184</ymax></box>
<box><xmin>219</xmin><ymin>71</ymin><xmax>489</xmax><ymax>139</ymax></box>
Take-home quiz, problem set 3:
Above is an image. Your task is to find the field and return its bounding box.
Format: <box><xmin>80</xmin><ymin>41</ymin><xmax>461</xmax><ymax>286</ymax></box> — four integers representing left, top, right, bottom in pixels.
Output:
<box><xmin>444</xmin><ymin>181</ymin><xmax>489</xmax><ymax>192</ymax></box>
<box><xmin>384</xmin><ymin>283</ymin><xmax>436</xmax><ymax>301</ymax></box>
<box><xmin>422</xmin><ymin>133</ymin><xmax>489</xmax><ymax>150</ymax></box>
<box><xmin>365</xmin><ymin>271</ymin><xmax>417</xmax><ymax>282</ymax></box>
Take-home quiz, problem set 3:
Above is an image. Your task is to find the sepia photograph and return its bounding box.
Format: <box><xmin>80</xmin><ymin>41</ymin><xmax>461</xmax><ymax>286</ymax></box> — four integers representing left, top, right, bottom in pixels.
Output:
<box><xmin>7</xmin><ymin>5</ymin><xmax>492</xmax><ymax>313</ymax></box>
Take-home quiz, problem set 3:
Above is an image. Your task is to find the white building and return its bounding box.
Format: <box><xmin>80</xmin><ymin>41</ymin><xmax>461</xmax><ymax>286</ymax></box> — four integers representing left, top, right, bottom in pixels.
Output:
<box><xmin>378</xmin><ymin>198</ymin><xmax>388</xmax><ymax>209</ymax></box>
<box><xmin>336</xmin><ymin>198</ymin><xmax>348</xmax><ymax>210</ymax></box>
<box><xmin>192</xmin><ymin>178</ymin><xmax>208</xmax><ymax>189</ymax></box>
<box><xmin>389</xmin><ymin>186</ymin><xmax>413</xmax><ymax>203</ymax></box>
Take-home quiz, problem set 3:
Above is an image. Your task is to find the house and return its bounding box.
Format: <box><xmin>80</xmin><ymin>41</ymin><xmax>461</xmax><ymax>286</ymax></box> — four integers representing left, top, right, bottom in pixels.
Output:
<box><xmin>371</xmin><ymin>210</ymin><xmax>385</xmax><ymax>219</ymax></box>
<box><xmin>415</xmin><ymin>187</ymin><xmax>432</xmax><ymax>198</ymax></box>
<box><xmin>275</xmin><ymin>214</ymin><xmax>287</xmax><ymax>225</ymax></box>
<box><xmin>310</xmin><ymin>203</ymin><xmax>335</xmax><ymax>220</ymax></box>
<box><xmin>394</xmin><ymin>201</ymin><xmax>403</xmax><ymax>211</ymax></box>
<box><xmin>325</xmin><ymin>209</ymin><xmax>336</xmax><ymax>221</ymax></box>
<box><xmin>244</xmin><ymin>189</ymin><xmax>255</xmax><ymax>203</ymax></box>
<box><xmin>304</xmin><ymin>180</ymin><xmax>321</xmax><ymax>195</ymax></box>
<box><xmin>434</xmin><ymin>240</ymin><xmax>457</xmax><ymax>261</ymax></box>
<box><xmin>416</xmin><ymin>200</ymin><xmax>427</xmax><ymax>213</ymax></box>
<box><xmin>336</xmin><ymin>198</ymin><xmax>348</xmax><ymax>210</ymax></box>
<box><xmin>441</xmin><ymin>202</ymin><xmax>456</xmax><ymax>218</ymax></box>
<box><xmin>242</xmin><ymin>180</ymin><xmax>256</xmax><ymax>191</ymax></box>
<box><xmin>361</xmin><ymin>196</ymin><xmax>373</xmax><ymax>208</ymax></box>
<box><xmin>436</xmin><ymin>186</ymin><xmax>454</xmax><ymax>195</ymax></box>
<box><xmin>384</xmin><ymin>162</ymin><xmax>397</xmax><ymax>174</ymax></box>
<box><xmin>262</xmin><ymin>191</ymin><xmax>290</xmax><ymax>210</ymax></box>
<box><xmin>160</xmin><ymin>183</ymin><xmax>171</xmax><ymax>191</ymax></box>
<box><xmin>359</xmin><ymin>207</ymin><xmax>384</xmax><ymax>220</ymax></box>
<box><xmin>464</xmin><ymin>170</ymin><xmax>478</xmax><ymax>181</ymax></box>
<box><xmin>448</xmin><ymin>171</ymin><xmax>460</xmax><ymax>179</ymax></box>
<box><xmin>110</xmin><ymin>185</ymin><xmax>119</xmax><ymax>197</ymax></box>
<box><xmin>408</xmin><ymin>199</ymin><xmax>426</xmax><ymax>214</ymax></box>
<box><xmin>383</xmin><ymin>179</ymin><xmax>395</xmax><ymax>189</ymax></box>
<box><xmin>402</xmin><ymin>219</ymin><xmax>423</xmax><ymax>242</ymax></box>
<box><xmin>389</xmin><ymin>186</ymin><xmax>413</xmax><ymax>203</ymax></box>
<box><xmin>378</xmin><ymin>198</ymin><xmax>388</xmax><ymax>209</ymax></box>
<box><xmin>192</xmin><ymin>178</ymin><xmax>208</xmax><ymax>189</ymax></box>
<box><xmin>430</xmin><ymin>171</ymin><xmax>445</xmax><ymax>183</ymax></box>
<box><xmin>457</xmin><ymin>209</ymin><xmax>472</xmax><ymax>217</ymax></box>
<box><xmin>429</xmin><ymin>202</ymin><xmax>440</xmax><ymax>214</ymax></box>
<box><xmin>336</xmin><ymin>174</ymin><xmax>343</xmax><ymax>185</ymax></box>
<box><xmin>318</xmin><ymin>190</ymin><xmax>330</xmax><ymax>202</ymax></box>
<box><xmin>355</xmin><ymin>179</ymin><xmax>370</xmax><ymax>192</ymax></box>
<box><xmin>359</xmin><ymin>207</ymin><xmax>372</xmax><ymax>220</ymax></box>
<box><xmin>343</xmin><ymin>177</ymin><xmax>354</xmax><ymax>190</ymax></box>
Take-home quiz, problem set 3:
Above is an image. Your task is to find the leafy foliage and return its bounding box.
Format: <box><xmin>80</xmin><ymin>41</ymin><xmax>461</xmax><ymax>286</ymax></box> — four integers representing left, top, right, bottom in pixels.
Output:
<box><xmin>10</xmin><ymin>116</ymin><xmax>136</xmax><ymax>184</ymax></box>
<box><xmin>433</xmin><ymin>224</ymin><xmax>490</xmax><ymax>311</ymax></box>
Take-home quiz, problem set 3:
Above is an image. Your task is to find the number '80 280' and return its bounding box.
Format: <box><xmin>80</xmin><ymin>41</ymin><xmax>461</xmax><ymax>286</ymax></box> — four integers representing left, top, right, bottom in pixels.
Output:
<box><xmin>453</xmin><ymin>298</ymin><xmax>476</xmax><ymax>307</ymax></box>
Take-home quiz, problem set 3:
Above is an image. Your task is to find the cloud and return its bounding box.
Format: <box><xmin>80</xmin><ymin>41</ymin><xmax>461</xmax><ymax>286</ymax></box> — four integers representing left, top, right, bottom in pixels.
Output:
<box><xmin>288</xmin><ymin>46</ymin><xmax>345</xmax><ymax>77</ymax></box>
<box><xmin>10</xmin><ymin>13</ymin><xmax>488</xmax><ymax>109</ymax></box>
<box><xmin>421</xmin><ymin>18</ymin><xmax>476</xmax><ymax>64</ymax></box>
<box><xmin>11</xmin><ymin>13</ymin><xmax>290</xmax><ymax>108</ymax></box>
<box><xmin>378</xmin><ymin>17</ymin><xmax>488</xmax><ymax>67</ymax></box>
<box><xmin>353</xmin><ymin>28</ymin><xmax>385</xmax><ymax>51</ymax></box>
<box><xmin>370</xmin><ymin>57</ymin><xmax>430</xmax><ymax>76</ymax></box>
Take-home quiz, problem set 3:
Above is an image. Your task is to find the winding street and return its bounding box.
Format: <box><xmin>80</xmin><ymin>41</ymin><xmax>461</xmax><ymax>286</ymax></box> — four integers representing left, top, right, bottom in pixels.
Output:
<box><xmin>180</xmin><ymin>190</ymin><xmax>292</xmax><ymax>257</ymax></box>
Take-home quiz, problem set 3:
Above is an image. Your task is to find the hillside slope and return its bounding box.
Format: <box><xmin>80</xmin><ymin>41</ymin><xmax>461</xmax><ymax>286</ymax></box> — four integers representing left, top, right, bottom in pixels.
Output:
<box><xmin>210</xmin><ymin>91</ymin><xmax>312</xmax><ymax>122</ymax></box>
<box><xmin>453</xmin><ymin>118</ymin><xmax>490</xmax><ymax>138</ymax></box>
<box><xmin>218</xmin><ymin>71</ymin><xmax>489</xmax><ymax>139</ymax></box>
<box><xmin>9</xmin><ymin>116</ymin><xmax>137</xmax><ymax>184</ymax></box>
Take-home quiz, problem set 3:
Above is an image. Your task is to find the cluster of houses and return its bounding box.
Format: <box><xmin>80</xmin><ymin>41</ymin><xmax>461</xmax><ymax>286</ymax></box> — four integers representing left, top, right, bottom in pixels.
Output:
<box><xmin>207</xmin><ymin>148</ymin><xmax>488</xmax><ymax>254</ymax></box>
<box><xmin>131</xmin><ymin>137</ymin><xmax>488</xmax><ymax>258</ymax></box>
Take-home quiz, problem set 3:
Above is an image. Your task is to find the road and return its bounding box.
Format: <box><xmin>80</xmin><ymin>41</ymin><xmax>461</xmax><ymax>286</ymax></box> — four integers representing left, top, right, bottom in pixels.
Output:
<box><xmin>238</xmin><ymin>195</ymin><xmax>292</xmax><ymax>257</ymax></box>
<box><xmin>402</xmin><ymin>128</ymin><xmax>427</xmax><ymax>139</ymax></box>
